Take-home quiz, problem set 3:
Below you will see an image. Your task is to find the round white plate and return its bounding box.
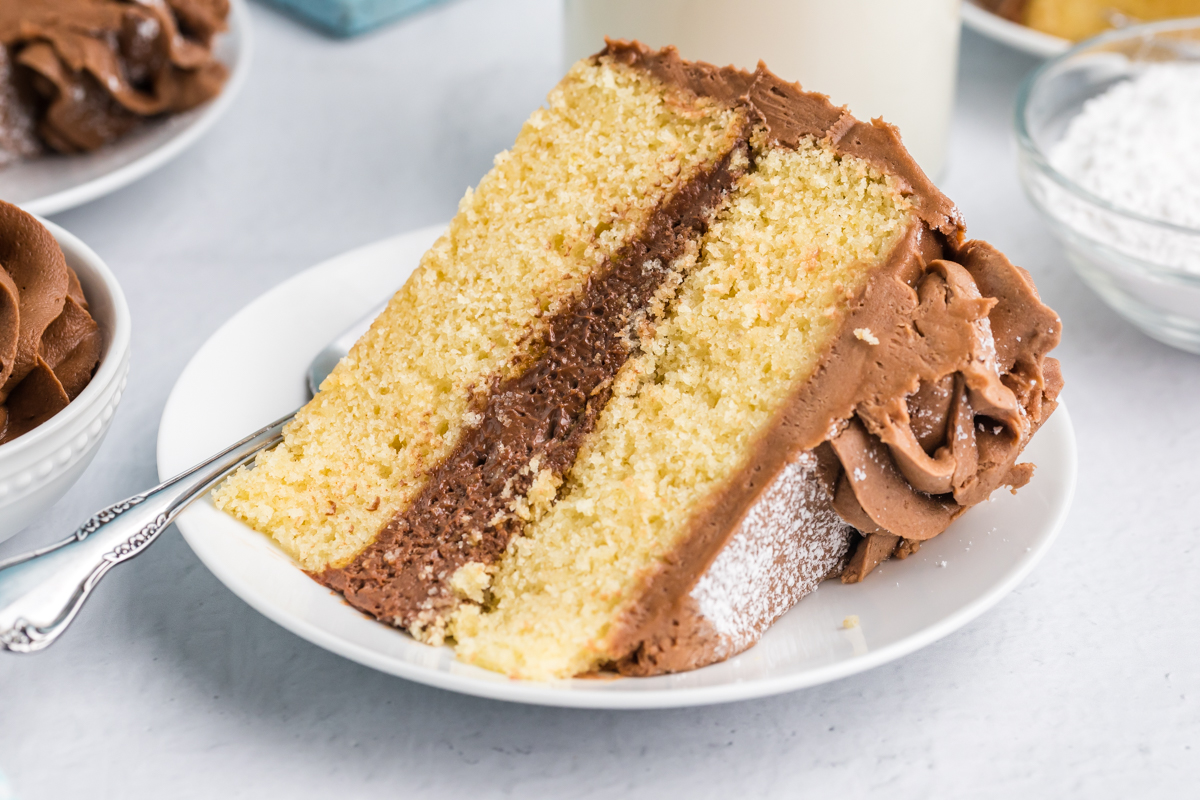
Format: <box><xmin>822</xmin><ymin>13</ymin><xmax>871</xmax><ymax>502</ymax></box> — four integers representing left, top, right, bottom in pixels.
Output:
<box><xmin>963</xmin><ymin>1</ymin><xmax>1070</xmax><ymax>58</ymax></box>
<box><xmin>0</xmin><ymin>0</ymin><xmax>252</xmax><ymax>217</ymax></box>
<box><xmin>158</xmin><ymin>225</ymin><xmax>1078</xmax><ymax>709</ymax></box>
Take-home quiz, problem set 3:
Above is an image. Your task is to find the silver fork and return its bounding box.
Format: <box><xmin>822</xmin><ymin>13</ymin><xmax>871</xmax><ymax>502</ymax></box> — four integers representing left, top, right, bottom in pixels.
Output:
<box><xmin>0</xmin><ymin>299</ymin><xmax>389</xmax><ymax>653</ymax></box>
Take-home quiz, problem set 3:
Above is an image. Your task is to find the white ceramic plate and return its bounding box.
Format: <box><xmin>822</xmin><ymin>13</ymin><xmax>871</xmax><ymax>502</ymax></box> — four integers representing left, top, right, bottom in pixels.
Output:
<box><xmin>963</xmin><ymin>1</ymin><xmax>1070</xmax><ymax>58</ymax></box>
<box><xmin>0</xmin><ymin>0</ymin><xmax>252</xmax><ymax>216</ymax></box>
<box><xmin>157</xmin><ymin>225</ymin><xmax>1078</xmax><ymax>709</ymax></box>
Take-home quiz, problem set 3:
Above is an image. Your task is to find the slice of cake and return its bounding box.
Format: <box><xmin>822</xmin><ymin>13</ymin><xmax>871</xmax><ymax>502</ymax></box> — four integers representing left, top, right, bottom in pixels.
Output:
<box><xmin>214</xmin><ymin>41</ymin><xmax>1062</xmax><ymax>680</ymax></box>
<box><xmin>980</xmin><ymin>0</ymin><xmax>1200</xmax><ymax>41</ymax></box>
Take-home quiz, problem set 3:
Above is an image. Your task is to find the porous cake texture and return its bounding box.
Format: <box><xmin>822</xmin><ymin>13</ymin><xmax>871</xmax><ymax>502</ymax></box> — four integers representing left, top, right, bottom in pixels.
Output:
<box><xmin>218</xmin><ymin>54</ymin><xmax>745</xmax><ymax>572</ymax></box>
<box><xmin>215</xmin><ymin>41</ymin><xmax>1062</xmax><ymax>680</ymax></box>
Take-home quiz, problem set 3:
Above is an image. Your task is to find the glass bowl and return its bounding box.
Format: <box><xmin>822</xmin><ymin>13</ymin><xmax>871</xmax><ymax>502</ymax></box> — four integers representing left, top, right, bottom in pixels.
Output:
<box><xmin>1015</xmin><ymin>17</ymin><xmax>1200</xmax><ymax>354</ymax></box>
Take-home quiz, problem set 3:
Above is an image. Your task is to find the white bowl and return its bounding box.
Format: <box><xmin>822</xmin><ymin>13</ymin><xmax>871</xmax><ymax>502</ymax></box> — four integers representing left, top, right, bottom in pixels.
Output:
<box><xmin>0</xmin><ymin>220</ymin><xmax>131</xmax><ymax>543</ymax></box>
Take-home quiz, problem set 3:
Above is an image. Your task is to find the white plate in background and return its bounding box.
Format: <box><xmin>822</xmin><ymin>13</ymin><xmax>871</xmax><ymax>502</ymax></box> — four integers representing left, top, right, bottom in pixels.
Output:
<box><xmin>963</xmin><ymin>1</ymin><xmax>1070</xmax><ymax>58</ymax></box>
<box><xmin>0</xmin><ymin>0</ymin><xmax>252</xmax><ymax>216</ymax></box>
<box><xmin>157</xmin><ymin>225</ymin><xmax>1078</xmax><ymax>709</ymax></box>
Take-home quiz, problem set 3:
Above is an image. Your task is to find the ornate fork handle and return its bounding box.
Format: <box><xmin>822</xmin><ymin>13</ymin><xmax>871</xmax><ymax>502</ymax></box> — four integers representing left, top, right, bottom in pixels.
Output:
<box><xmin>0</xmin><ymin>412</ymin><xmax>295</xmax><ymax>653</ymax></box>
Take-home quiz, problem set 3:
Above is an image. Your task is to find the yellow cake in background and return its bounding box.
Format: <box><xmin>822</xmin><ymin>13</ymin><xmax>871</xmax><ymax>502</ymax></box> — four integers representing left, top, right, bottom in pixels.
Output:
<box><xmin>985</xmin><ymin>0</ymin><xmax>1200</xmax><ymax>40</ymax></box>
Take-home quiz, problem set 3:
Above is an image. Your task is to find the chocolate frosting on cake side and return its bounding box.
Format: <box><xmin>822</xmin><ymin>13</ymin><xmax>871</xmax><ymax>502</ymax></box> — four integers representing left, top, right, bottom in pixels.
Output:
<box><xmin>0</xmin><ymin>200</ymin><xmax>103</xmax><ymax>444</ymax></box>
<box><xmin>603</xmin><ymin>40</ymin><xmax>962</xmax><ymax>238</ymax></box>
<box><xmin>632</xmin><ymin>447</ymin><xmax>856</xmax><ymax>675</ymax></box>
<box><xmin>601</xmin><ymin>42</ymin><xmax>1062</xmax><ymax>676</ymax></box>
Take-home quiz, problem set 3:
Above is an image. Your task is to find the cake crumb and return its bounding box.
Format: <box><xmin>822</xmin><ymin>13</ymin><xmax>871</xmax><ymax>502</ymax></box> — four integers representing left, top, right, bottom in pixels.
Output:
<box><xmin>853</xmin><ymin>327</ymin><xmax>880</xmax><ymax>345</ymax></box>
<box><xmin>842</xmin><ymin>615</ymin><xmax>860</xmax><ymax>630</ymax></box>
<box><xmin>527</xmin><ymin>468</ymin><xmax>563</xmax><ymax>513</ymax></box>
<box><xmin>410</xmin><ymin>615</ymin><xmax>448</xmax><ymax>647</ymax></box>
<box><xmin>450</xmin><ymin>561</ymin><xmax>492</xmax><ymax>604</ymax></box>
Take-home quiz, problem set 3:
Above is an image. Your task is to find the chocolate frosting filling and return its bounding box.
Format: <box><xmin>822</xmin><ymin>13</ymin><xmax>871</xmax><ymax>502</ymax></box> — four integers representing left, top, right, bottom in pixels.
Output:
<box><xmin>319</xmin><ymin>145</ymin><xmax>750</xmax><ymax>634</ymax></box>
<box><xmin>0</xmin><ymin>200</ymin><xmax>103</xmax><ymax>444</ymax></box>
<box><xmin>0</xmin><ymin>0</ymin><xmax>228</xmax><ymax>159</ymax></box>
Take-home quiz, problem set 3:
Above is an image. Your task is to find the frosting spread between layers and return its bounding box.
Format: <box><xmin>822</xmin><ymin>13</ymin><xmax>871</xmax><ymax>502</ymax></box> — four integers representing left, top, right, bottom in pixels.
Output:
<box><xmin>319</xmin><ymin>144</ymin><xmax>751</xmax><ymax>640</ymax></box>
<box><xmin>0</xmin><ymin>200</ymin><xmax>102</xmax><ymax>444</ymax></box>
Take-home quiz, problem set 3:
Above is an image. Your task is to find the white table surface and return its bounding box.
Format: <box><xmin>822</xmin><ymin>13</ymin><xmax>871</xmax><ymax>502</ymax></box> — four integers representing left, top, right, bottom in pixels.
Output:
<box><xmin>2</xmin><ymin>2</ymin><xmax>1197</xmax><ymax>796</ymax></box>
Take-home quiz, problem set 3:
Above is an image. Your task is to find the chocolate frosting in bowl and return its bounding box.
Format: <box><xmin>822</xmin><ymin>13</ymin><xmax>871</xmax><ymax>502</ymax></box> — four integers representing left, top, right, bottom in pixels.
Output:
<box><xmin>0</xmin><ymin>0</ymin><xmax>228</xmax><ymax>159</ymax></box>
<box><xmin>0</xmin><ymin>200</ymin><xmax>102</xmax><ymax>444</ymax></box>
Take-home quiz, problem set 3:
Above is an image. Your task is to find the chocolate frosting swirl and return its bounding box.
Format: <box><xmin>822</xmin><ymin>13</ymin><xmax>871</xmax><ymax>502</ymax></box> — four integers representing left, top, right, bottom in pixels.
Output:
<box><xmin>828</xmin><ymin>241</ymin><xmax>1063</xmax><ymax>579</ymax></box>
<box><xmin>0</xmin><ymin>0</ymin><xmax>228</xmax><ymax>158</ymax></box>
<box><xmin>0</xmin><ymin>200</ymin><xmax>102</xmax><ymax>444</ymax></box>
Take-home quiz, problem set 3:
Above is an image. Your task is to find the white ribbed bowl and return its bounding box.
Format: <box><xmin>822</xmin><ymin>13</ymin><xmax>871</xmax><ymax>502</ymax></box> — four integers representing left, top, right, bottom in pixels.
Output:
<box><xmin>0</xmin><ymin>220</ymin><xmax>131</xmax><ymax>543</ymax></box>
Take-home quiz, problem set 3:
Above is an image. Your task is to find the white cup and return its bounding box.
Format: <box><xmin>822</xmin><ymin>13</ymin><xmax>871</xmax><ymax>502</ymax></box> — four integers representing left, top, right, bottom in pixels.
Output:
<box><xmin>564</xmin><ymin>0</ymin><xmax>962</xmax><ymax>180</ymax></box>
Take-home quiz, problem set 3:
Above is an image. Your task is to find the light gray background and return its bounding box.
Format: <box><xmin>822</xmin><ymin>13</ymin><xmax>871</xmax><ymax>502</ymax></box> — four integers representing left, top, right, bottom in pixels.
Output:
<box><xmin>1</xmin><ymin>1</ymin><xmax>1196</xmax><ymax>796</ymax></box>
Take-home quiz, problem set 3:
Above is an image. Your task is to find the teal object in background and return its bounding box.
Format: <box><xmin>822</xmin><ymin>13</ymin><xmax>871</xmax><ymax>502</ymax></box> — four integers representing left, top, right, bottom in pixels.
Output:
<box><xmin>262</xmin><ymin>0</ymin><xmax>453</xmax><ymax>36</ymax></box>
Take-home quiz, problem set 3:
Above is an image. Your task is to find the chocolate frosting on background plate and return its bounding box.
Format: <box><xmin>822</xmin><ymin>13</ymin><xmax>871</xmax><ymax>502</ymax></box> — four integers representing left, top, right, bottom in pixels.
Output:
<box><xmin>0</xmin><ymin>0</ymin><xmax>228</xmax><ymax>161</ymax></box>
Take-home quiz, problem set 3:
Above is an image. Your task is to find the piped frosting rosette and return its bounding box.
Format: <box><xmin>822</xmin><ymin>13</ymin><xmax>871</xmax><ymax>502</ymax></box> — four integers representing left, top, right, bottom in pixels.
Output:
<box><xmin>0</xmin><ymin>0</ymin><xmax>228</xmax><ymax>158</ymax></box>
<box><xmin>0</xmin><ymin>201</ymin><xmax>102</xmax><ymax>444</ymax></box>
<box><xmin>826</xmin><ymin>241</ymin><xmax>1063</xmax><ymax>581</ymax></box>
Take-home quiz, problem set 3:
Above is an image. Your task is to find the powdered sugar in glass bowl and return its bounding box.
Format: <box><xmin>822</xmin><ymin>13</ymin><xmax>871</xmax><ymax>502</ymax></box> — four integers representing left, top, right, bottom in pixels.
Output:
<box><xmin>1016</xmin><ymin>18</ymin><xmax>1200</xmax><ymax>354</ymax></box>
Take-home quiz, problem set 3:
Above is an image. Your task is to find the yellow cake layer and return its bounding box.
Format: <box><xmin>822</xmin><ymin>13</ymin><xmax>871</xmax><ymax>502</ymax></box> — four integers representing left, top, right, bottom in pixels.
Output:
<box><xmin>451</xmin><ymin>134</ymin><xmax>913</xmax><ymax>679</ymax></box>
<box><xmin>213</xmin><ymin>57</ymin><xmax>746</xmax><ymax>570</ymax></box>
